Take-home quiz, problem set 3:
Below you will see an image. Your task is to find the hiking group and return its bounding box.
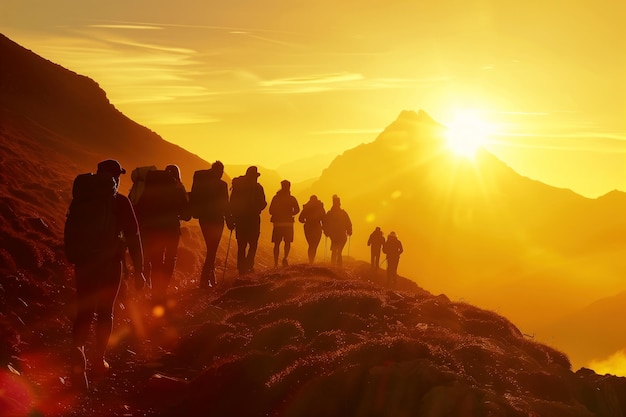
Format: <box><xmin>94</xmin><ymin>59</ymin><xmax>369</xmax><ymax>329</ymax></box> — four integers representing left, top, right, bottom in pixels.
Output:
<box><xmin>63</xmin><ymin>158</ymin><xmax>404</xmax><ymax>391</ymax></box>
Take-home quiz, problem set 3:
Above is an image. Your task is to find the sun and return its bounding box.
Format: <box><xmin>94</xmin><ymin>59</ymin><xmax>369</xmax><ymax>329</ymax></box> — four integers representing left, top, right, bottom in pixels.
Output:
<box><xmin>444</xmin><ymin>110</ymin><xmax>491</xmax><ymax>159</ymax></box>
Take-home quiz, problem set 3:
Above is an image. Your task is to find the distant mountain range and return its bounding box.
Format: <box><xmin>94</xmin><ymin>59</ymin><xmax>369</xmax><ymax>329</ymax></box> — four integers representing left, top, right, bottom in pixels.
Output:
<box><xmin>2</xmin><ymin>32</ymin><xmax>626</xmax><ymax>372</ymax></box>
<box><xmin>298</xmin><ymin>109</ymin><xmax>626</xmax><ymax>367</ymax></box>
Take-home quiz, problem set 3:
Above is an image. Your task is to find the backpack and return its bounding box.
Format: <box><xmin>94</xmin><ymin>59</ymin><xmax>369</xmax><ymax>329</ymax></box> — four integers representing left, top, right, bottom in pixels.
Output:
<box><xmin>189</xmin><ymin>169</ymin><xmax>214</xmax><ymax>219</ymax></box>
<box><xmin>229</xmin><ymin>175</ymin><xmax>251</xmax><ymax>218</ymax></box>
<box><xmin>64</xmin><ymin>173</ymin><xmax>119</xmax><ymax>264</ymax></box>
<box><xmin>136</xmin><ymin>170</ymin><xmax>185</xmax><ymax>228</ymax></box>
<box><xmin>128</xmin><ymin>165</ymin><xmax>157</xmax><ymax>206</ymax></box>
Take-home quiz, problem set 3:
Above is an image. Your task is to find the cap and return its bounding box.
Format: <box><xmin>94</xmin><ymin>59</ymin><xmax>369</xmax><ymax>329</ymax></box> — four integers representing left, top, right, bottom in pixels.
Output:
<box><xmin>97</xmin><ymin>159</ymin><xmax>126</xmax><ymax>175</ymax></box>
<box><xmin>246</xmin><ymin>166</ymin><xmax>261</xmax><ymax>177</ymax></box>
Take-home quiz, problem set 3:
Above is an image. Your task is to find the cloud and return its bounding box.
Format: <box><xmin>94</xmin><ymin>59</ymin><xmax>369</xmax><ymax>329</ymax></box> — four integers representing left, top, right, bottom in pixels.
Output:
<box><xmin>588</xmin><ymin>350</ymin><xmax>626</xmax><ymax>377</ymax></box>
<box><xmin>261</xmin><ymin>73</ymin><xmax>365</xmax><ymax>87</ymax></box>
<box><xmin>87</xmin><ymin>24</ymin><xmax>163</xmax><ymax>30</ymax></box>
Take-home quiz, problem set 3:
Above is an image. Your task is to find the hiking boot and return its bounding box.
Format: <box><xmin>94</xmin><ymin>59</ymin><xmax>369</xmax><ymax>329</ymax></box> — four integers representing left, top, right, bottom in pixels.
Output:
<box><xmin>282</xmin><ymin>258</ymin><xmax>288</xmax><ymax>267</ymax></box>
<box><xmin>71</xmin><ymin>346</ymin><xmax>88</xmax><ymax>391</ymax></box>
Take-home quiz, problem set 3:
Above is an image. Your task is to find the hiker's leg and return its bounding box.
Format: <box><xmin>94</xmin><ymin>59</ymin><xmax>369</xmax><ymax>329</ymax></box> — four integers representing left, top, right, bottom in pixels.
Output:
<box><xmin>273</xmin><ymin>242</ymin><xmax>280</xmax><ymax>267</ymax></box>
<box><xmin>72</xmin><ymin>264</ymin><xmax>98</xmax><ymax>348</ymax></box>
<box><xmin>236</xmin><ymin>230</ymin><xmax>248</xmax><ymax>274</ymax></box>
<box><xmin>94</xmin><ymin>260</ymin><xmax>122</xmax><ymax>370</ymax></box>
<box><xmin>163</xmin><ymin>229</ymin><xmax>180</xmax><ymax>283</ymax></box>
<box><xmin>246</xmin><ymin>217</ymin><xmax>261</xmax><ymax>271</ymax></box>
<box><xmin>247</xmin><ymin>237</ymin><xmax>259</xmax><ymax>272</ymax></box>
<box><xmin>149</xmin><ymin>233</ymin><xmax>168</xmax><ymax>306</ymax></box>
<box><xmin>142</xmin><ymin>229</ymin><xmax>160</xmax><ymax>288</ymax></box>
<box><xmin>310</xmin><ymin>228</ymin><xmax>321</xmax><ymax>263</ymax></box>
<box><xmin>283</xmin><ymin>226</ymin><xmax>293</xmax><ymax>263</ymax></box>
<box><xmin>284</xmin><ymin>241</ymin><xmax>291</xmax><ymax>259</ymax></box>
<box><xmin>200</xmin><ymin>220</ymin><xmax>223</xmax><ymax>284</ymax></box>
<box><xmin>336</xmin><ymin>238</ymin><xmax>347</xmax><ymax>267</ymax></box>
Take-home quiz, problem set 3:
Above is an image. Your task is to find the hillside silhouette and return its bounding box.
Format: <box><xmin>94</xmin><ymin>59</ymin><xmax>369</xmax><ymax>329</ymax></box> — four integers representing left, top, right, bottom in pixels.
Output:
<box><xmin>2</xmin><ymin>32</ymin><xmax>626</xmax><ymax>416</ymax></box>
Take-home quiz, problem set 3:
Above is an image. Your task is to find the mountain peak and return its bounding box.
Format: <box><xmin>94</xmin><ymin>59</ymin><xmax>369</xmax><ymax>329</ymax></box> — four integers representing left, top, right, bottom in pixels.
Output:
<box><xmin>396</xmin><ymin>109</ymin><xmax>440</xmax><ymax>126</ymax></box>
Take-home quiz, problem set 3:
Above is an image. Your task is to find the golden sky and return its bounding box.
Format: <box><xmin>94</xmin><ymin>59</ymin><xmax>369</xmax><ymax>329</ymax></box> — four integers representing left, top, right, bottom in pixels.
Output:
<box><xmin>1</xmin><ymin>0</ymin><xmax>624</xmax><ymax>197</ymax></box>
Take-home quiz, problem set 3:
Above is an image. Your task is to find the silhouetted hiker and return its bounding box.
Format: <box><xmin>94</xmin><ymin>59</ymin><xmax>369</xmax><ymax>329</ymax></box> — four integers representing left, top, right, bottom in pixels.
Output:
<box><xmin>227</xmin><ymin>166</ymin><xmax>267</xmax><ymax>274</ymax></box>
<box><xmin>298</xmin><ymin>195</ymin><xmax>326</xmax><ymax>263</ymax></box>
<box><xmin>135</xmin><ymin>164</ymin><xmax>190</xmax><ymax>308</ymax></box>
<box><xmin>322</xmin><ymin>195</ymin><xmax>352</xmax><ymax>267</ymax></box>
<box><xmin>367</xmin><ymin>226</ymin><xmax>385</xmax><ymax>270</ymax></box>
<box><xmin>269</xmin><ymin>180</ymin><xmax>300</xmax><ymax>267</ymax></box>
<box><xmin>190</xmin><ymin>160</ymin><xmax>230</xmax><ymax>288</ymax></box>
<box><xmin>383</xmin><ymin>231</ymin><xmax>403</xmax><ymax>285</ymax></box>
<box><xmin>64</xmin><ymin>159</ymin><xmax>145</xmax><ymax>391</ymax></box>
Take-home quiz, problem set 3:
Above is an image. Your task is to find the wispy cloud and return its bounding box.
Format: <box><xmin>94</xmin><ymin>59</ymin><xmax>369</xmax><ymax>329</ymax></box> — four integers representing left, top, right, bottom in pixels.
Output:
<box><xmin>87</xmin><ymin>24</ymin><xmax>162</xmax><ymax>30</ymax></box>
<box><xmin>148</xmin><ymin>114</ymin><xmax>220</xmax><ymax>126</ymax></box>
<box><xmin>262</xmin><ymin>73</ymin><xmax>365</xmax><ymax>87</ymax></box>
<box><xmin>259</xmin><ymin>73</ymin><xmax>445</xmax><ymax>94</ymax></box>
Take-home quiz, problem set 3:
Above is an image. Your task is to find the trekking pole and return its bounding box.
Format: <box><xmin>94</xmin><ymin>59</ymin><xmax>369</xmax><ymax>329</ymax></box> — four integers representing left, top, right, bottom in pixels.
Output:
<box><xmin>222</xmin><ymin>229</ymin><xmax>233</xmax><ymax>282</ymax></box>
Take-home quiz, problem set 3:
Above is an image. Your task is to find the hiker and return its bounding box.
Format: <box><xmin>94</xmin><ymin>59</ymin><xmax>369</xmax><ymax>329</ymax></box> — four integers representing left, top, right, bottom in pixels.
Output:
<box><xmin>135</xmin><ymin>164</ymin><xmax>190</xmax><ymax>307</ymax></box>
<box><xmin>227</xmin><ymin>166</ymin><xmax>267</xmax><ymax>274</ymax></box>
<box><xmin>189</xmin><ymin>161</ymin><xmax>229</xmax><ymax>287</ymax></box>
<box><xmin>322</xmin><ymin>195</ymin><xmax>352</xmax><ymax>267</ymax></box>
<box><xmin>269</xmin><ymin>180</ymin><xmax>300</xmax><ymax>267</ymax></box>
<box><xmin>64</xmin><ymin>159</ymin><xmax>145</xmax><ymax>390</ymax></box>
<box><xmin>382</xmin><ymin>231</ymin><xmax>403</xmax><ymax>285</ymax></box>
<box><xmin>367</xmin><ymin>226</ymin><xmax>385</xmax><ymax>270</ymax></box>
<box><xmin>298</xmin><ymin>195</ymin><xmax>326</xmax><ymax>263</ymax></box>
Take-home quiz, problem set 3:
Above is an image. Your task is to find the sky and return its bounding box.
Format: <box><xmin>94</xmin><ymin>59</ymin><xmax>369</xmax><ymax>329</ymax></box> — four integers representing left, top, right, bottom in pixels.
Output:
<box><xmin>1</xmin><ymin>0</ymin><xmax>624</xmax><ymax>197</ymax></box>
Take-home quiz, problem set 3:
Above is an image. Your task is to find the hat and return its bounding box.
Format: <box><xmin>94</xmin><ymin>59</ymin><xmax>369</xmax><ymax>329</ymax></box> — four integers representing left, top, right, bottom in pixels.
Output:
<box><xmin>246</xmin><ymin>166</ymin><xmax>260</xmax><ymax>177</ymax></box>
<box><xmin>281</xmin><ymin>179</ymin><xmax>291</xmax><ymax>187</ymax></box>
<box><xmin>97</xmin><ymin>159</ymin><xmax>126</xmax><ymax>175</ymax></box>
<box><xmin>211</xmin><ymin>160</ymin><xmax>224</xmax><ymax>172</ymax></box>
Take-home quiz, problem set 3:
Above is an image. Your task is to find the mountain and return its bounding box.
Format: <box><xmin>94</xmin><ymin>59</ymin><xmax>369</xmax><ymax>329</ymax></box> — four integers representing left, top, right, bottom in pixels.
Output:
<box><xmin>0</xmin><ymin>33</ymin><xmax>215</xmax><ymax>190</ymax></box>
<box><xmin>3</xmin><ymin>33</ymin><xmax>626</xmax><ymax>416</ymax></box>
<box><xmin>300</xmin><ymin>109</ymin><xmax>626</xmax><ymax>366</ymax></box>
<box><xmin>275</xmin><ymin>151</ymin><xmax>338</xmax><ymax>183</ymax></box>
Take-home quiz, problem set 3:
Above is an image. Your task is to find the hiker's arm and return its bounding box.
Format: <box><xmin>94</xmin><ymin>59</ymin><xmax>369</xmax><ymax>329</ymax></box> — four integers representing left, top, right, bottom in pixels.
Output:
<box><xmin>118</xmin><ymin>195</ymin><xmax>144</xmax><ymax>273</ymax></box>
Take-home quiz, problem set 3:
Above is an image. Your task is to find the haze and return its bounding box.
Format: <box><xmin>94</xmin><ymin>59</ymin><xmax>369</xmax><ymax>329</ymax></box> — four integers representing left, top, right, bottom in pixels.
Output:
<box><xmin>1</xmin><ymin>0</ymin><xmax>624</xmax><ymax>196</ymax></box>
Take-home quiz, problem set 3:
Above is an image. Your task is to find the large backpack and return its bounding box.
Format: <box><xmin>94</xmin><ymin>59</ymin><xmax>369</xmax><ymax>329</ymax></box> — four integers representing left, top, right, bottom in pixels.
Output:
<box><xmin>189</xmin><ymin>169</ymin><xmax>213</xmax><ymax>219</ymax></box>
<box><xmin>64</xmin><ymin>173</ymin><xmax>119</xmax><ymax>264</ymax></box>
<box><xmin>136</xmin><ymin>170</ymin><xmax>186</xmax><ymax>228</ymax></box>
<box><xmin>228</xmin><ymin>175</ymin><xmax>251</xmax><ymax>218</ymax></box>
<box><xmin>128</xmin><ymin>165</ymin><xmax>157</xmax><ymax>206</ymax></box>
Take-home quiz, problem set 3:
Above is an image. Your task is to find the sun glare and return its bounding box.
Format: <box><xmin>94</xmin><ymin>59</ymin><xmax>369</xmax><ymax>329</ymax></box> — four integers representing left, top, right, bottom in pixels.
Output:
<box><xmin>445</xmin><ymin>111</ymin><xmax>492</xmax><ymax>159</ymax></box>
